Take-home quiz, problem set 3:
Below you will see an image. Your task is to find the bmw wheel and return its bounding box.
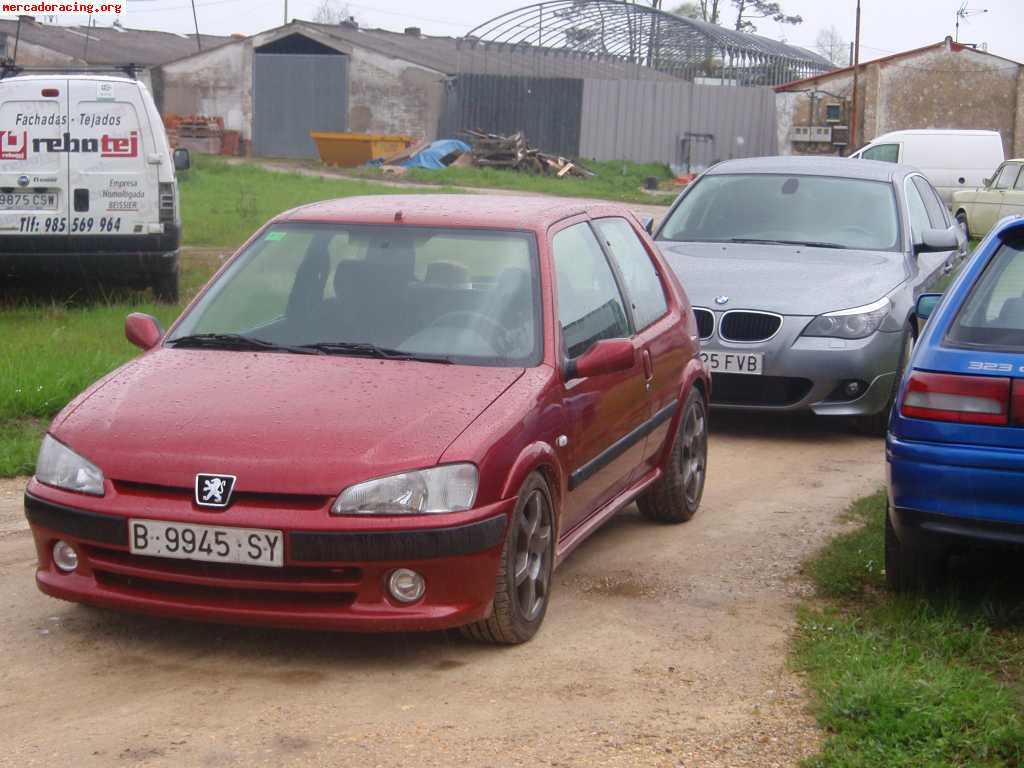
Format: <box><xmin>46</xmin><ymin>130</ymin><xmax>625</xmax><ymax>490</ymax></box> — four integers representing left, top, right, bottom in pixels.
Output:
<box><xmin>462</xmin><ymin>472</ymin><xmax>554</xmax><ymax>644</ymax></box>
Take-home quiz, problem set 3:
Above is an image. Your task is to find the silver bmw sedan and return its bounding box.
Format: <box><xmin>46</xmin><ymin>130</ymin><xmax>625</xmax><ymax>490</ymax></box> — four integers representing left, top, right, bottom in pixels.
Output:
<box><xmin>654</xmin><ymin>156</ymin><xmax>967</xmax><ymax>433</ymax></box>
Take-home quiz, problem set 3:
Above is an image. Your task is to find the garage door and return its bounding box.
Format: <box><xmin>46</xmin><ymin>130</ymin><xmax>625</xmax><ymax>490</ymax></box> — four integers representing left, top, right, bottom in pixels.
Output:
<box><xmin>253</xmin><ymin>51</ymin><xmax>348</xmax><ymax>158</ymax></box>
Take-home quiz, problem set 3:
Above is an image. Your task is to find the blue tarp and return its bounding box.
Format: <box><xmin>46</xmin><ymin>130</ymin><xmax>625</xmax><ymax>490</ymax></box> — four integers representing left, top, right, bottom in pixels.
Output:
<box><xmin>401</xmin><ymin>139</ymin><xmax>471</xmax><ymax>169</ymax></box>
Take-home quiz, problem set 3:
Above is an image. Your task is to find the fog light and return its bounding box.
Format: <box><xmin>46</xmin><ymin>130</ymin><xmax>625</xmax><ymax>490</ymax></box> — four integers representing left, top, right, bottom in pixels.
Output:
<box><xmin>844</xmin><ymin>380</ymin><xmax>865</xmax><ymax>398</ymax></box>
<box><xmin>388</xmin><ymin>568</ymin><xmax>425</xmax><ymax>604</ymax></box>
<box><xmin>52</xmin><ymin>540</ymin><xmax>78</xmax><ymax>573</ymax></box>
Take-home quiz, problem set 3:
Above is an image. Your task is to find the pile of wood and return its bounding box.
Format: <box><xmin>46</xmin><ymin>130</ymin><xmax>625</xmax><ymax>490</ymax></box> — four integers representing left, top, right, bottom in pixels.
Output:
<box><xmin>462</xmin><ymin>130</ymin><xmax>594</xmax><ymax>178</ymax></box>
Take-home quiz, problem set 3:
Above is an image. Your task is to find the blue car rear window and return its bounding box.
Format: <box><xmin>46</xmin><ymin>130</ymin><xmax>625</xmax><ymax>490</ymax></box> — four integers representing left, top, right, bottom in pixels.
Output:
<box><xmin>947</xmin><ymin>237</ymin><xmax>1024</xmax><ymax>351</ymax></box>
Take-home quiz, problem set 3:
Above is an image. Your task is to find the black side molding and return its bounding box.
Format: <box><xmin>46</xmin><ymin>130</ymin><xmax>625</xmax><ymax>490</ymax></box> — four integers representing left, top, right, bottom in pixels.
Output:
<box><xmin>569</xmin><ymin>399</ymin><xmax>678</xmax><ymax>491</ymax></box>
<box><xmin>290</xmin><ymin>514</ymin><xmax>508</xmax><ymax>562</ymax></box>
<box><xmin>24</xmin><ymin>492</ymin><xmax>128</xmax><ymax>546</ymax></box>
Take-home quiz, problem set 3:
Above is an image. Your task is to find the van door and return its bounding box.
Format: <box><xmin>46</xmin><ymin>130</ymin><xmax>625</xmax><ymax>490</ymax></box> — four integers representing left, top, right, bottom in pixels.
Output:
<box><xmin>66</xmin><ymin>79</ymin><xmax>159</xmax><ymax>240</ymax></box>
<box><xmin>0</xmin><ymin>79</ymin><xmax>69</xmax><ymax>238</ymax></box>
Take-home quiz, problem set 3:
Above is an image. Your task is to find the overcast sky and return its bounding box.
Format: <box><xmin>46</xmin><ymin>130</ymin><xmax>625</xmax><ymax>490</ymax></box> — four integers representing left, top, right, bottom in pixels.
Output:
<box><xmin>6</xmin><ymin>0</ymin><xmax>1023</xmax><ymax>62</ymax></box>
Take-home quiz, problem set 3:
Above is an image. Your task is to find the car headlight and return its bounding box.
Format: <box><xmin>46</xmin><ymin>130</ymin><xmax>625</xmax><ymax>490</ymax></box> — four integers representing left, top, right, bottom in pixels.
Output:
<box><xmin>802</xmin><ymin>297</ymin><xmax>892</xmax><ymax>340</ymax></box>
<box><xmin>35</xmin><ymin>435</ymin><xmax>105</xmax><ymax>496</ymax></box>
<box><xmin>331</xmin><ymin>464</ymin><xmax>478</xmax><ymax>516</ymax></box>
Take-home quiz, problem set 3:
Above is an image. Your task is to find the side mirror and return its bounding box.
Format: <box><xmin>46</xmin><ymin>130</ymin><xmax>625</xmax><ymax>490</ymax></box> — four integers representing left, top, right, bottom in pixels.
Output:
<box><xmin>915</xmin><ymin>227</ymin><xmax>959</xmax><ymax>254</ymax></box>
<box><xmin>125</xmin><ymin>312</ymin><xmax>164</xmax><ymax>350</ymax></box>
<box><xmin>916</xmin><ymin>293</ymin><xmax>942</xmax><ymax>322</ymax></box>
<box><xmin>982</xmin><ymin>177</ymin><xmax>992</xmax><ymax>188</ymax></box>
<box><xmin>173</xmin><ymin>147</ymin><xmax>191</xmax><ymax>172</ymax></box>
<box><xmin>638</xmin><ymin>214</ymin><xmax>655</xmax><ymax>235</ymax></box>
<box><xmin>564</xmin><ymin>338</ymin><xmax>635</xmax><ymax>380</ymax></box>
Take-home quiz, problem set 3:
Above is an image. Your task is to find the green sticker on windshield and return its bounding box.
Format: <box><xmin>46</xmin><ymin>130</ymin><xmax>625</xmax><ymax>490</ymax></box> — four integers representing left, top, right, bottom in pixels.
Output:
<box><xmin>265</xmin><ymin>231</ymin><xmax>287</xmax><ymax>242</ymax></box>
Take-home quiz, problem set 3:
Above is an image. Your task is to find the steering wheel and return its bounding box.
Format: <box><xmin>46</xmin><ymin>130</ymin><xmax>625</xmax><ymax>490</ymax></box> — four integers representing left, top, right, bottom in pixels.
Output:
<box><xmin>426</xmin><ymin>311</ymin><xmax>512</xmax><ymax>354</ymax></box>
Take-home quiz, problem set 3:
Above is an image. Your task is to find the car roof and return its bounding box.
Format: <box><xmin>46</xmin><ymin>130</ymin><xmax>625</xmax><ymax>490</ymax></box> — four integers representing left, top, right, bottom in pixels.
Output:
<box><xmin>280</xmin><ymin>194</ymin><xmax>632</xmax><ymax>230</ymax></box>
<box><xmin>705</xmin><ymin>155</ymin><xmax>905</xmax><ymax>182</ymax></box>
<box><xmin>0</xmin><ymin>74</ymin><xmax>139</xmax><ymax>84</ymax></box>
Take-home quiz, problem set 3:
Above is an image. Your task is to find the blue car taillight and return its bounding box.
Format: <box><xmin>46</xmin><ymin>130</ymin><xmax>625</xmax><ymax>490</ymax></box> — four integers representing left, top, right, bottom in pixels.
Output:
<box><xmin>900</xmin><ymin>371</ymin><xmax>1011</xmax><ymax>426</ymax></box>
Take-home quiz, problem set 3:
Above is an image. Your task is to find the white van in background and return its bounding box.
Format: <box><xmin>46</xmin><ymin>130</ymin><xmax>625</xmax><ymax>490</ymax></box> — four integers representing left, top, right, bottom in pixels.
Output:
<box><xmin>849</xmin><ymin>129</ymin><xmax>1005</xmax><ymax>206</ymax></box>
<box><xmin>0</xmin><ymin>68</ymin><xmax>189</xmax><ymax>301</ymax></box>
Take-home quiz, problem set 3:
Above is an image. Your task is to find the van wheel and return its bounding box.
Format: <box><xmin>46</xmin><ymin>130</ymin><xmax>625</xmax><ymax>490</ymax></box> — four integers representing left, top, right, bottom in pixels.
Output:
<box><xmin>955</xmin><ymin>210</ymin><xmax>970</xmax><ymax>240</ymax></box>
<box><xmin>153</xmin><ymin>269</ymin><xmax>179</xmax><ymax>304</ymax></box>
<box><xmin>637</xmin><ymin>387</ymin><xmax>707</xmax><ymax>523</ymax></box>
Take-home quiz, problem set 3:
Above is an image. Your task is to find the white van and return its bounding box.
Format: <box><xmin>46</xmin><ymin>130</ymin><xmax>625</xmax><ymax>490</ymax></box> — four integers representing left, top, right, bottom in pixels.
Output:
<box><xmin>849</xmin><ymin>129</ymin><xmax>1005</xmax><ymax>206</ymax></box>
<box><xmin>0</xmin><ymin>69</ymin><xmax>189</xmax><ymax>300</ymax></box>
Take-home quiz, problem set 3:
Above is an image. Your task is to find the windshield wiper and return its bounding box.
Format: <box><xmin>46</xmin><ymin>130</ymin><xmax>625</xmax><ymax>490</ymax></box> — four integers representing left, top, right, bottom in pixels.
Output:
<box><xmin>167</xmin><ymin>333</ymin><xmax>320</xmax><ymax>355</ymax></box>
<box><xmin>299</xmin><ymin>341</ymin><xmax>454</xmax><ymax>364</ymax></box>
<box><xmin>728</xmin><ymin>237</ymin><xmax>846</xmax><ymax>249</ymax></box>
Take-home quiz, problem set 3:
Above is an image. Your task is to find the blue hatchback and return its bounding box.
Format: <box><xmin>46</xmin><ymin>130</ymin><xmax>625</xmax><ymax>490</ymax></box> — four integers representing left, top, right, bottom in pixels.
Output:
<box><xmin>887</xmin><ymin>216</ymin><xmax>1024</xmax><ymax>591</ymax></box>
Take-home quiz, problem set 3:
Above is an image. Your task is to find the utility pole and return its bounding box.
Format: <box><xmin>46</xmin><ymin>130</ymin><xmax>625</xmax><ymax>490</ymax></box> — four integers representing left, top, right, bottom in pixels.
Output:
<box><xmin>849</xmin><ymin>0</ymin><xmax>861</xmax><ymax>155</ymax></box>
<box><xmin>284</xmin><ymin>0</ymin><xmax>288</xmax><ymax>24</ymax></box>
<box><xmin>191</xmin><ymin>0</ymin><xmax>202</xmax><ymax>51</ymax></box>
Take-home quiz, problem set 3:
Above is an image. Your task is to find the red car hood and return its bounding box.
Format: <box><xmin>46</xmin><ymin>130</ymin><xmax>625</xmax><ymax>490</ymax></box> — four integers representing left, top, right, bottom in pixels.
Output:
<box><xmin>53</xmin><ymin>349</ymin><xmax>524</xmax><ymax>496</ymax></box>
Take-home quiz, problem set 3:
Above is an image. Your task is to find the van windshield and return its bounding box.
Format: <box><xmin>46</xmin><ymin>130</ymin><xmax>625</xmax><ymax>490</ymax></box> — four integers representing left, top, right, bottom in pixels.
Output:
<box><xmin>658</xmin><ymin>173</ymin><xmax>901</xmax><ymax>251</ymax></box>
<box><xmin>168</xmin><ymin>223</ymin><xmax>542</xmax><ymax>367</ymax></box>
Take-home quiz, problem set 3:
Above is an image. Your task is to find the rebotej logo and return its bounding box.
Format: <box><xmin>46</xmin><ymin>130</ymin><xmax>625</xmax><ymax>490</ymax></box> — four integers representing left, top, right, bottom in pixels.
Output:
<box><xmin>0</xmin><ymin>130</ymin><xmax>28</xmax><ymax>160</ymax></box>
<box><xmin>32</xmin><ymin>131</ymin><xmax>138</xmax><ymax>158</ymax></box>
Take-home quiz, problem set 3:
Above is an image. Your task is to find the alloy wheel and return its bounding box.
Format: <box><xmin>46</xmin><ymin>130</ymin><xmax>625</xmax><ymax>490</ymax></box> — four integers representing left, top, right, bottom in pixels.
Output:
<box><xmin>513</xmin><ymin>489</ymin><xmax>552</xmax><ymax>622</ymax></box>
<box><xmin>679</xmin><ymin>399</ymin><xmax>707</xmax><ymax>507</ymax></box>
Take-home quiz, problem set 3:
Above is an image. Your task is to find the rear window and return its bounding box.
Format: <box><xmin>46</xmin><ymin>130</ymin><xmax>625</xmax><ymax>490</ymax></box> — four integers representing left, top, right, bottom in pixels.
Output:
<box><xmin>947</xmin><ymin>237</ymin><xmax>1024</xmax><ymax>351</ymax></box>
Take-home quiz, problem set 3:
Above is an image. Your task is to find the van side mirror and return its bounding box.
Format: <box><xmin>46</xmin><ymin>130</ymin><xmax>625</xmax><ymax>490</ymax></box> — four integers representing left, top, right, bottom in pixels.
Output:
<box><xmin>173</xmin><ymin>148</ymin><xmax>191</xmax><ymax>172</ymax></box>
<box><xmin>125</xmin><ymin>312</ymin><xmax>164</xmax><ymax>350</ymax></box>
<box><xmin>915</xmin><ymin>227</ymin><xmax>959</xmax><ymax>255</ymax></box>
<box><xmin>916</xmin><ymin>293</ymin><xmax>942</xmax><ymax>322</ymax></box>
<box><xmin>563</xmin><ymin>338</ymin><xmax>635</xmax><ymax>380</ymax></box>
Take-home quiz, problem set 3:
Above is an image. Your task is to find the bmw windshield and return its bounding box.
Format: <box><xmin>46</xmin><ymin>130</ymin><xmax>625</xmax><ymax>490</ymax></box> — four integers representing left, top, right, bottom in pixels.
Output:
<box><xmin>658</xmin><ymin>173</ymin><xmax>901</xmax><ymax>252</ymax></box>
<box><xmin>168</xmin><ymin>223</ymin><xmax>542</xmax><ymax>367</ymax></box>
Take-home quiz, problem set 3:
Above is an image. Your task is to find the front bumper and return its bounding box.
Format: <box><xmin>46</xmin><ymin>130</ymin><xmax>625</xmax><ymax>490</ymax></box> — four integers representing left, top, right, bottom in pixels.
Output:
<box><xmin>25</xmin><ymin>480</ymin><xmax>512</xmax><ymax>632</ymax></box>
<box><xmin>702</xmin><ymin>317</ymin><xmax>903</xmax><ymax>416</ymax></box>
<box><xmin>887</xmin><ymin>433</ymin><xmax>1024</xmax><ymax>548</ymax></box>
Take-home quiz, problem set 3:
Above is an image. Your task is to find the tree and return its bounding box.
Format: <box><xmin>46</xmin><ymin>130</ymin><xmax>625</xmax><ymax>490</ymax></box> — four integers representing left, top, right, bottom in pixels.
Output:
<box><xmin>815</xmin><ymin>25</ymin><xmax>849</xmax><ymax>66</ymax></box>
<box><xmin>731</xmin><ymin>0</ymin><xmax>801</xmax><ymax>32</ymax></box>
<box><xmin>312</xmin><ymin>0</ymin><xmax>353</xmax><ymax>24</ymax></box>
<box><xmin>670</xmin><ymin>0</ymin><xmax>723</xmax><ymax>23</ymax></box>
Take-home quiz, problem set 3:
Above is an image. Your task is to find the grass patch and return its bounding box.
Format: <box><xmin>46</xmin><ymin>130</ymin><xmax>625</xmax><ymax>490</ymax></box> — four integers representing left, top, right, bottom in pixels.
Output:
<box><xmin>180</xmin><ymin>155</ymin><xmax>453</xmax><ymax>247</ymax></box>
<box><xmin>345</xmin><ymin>158</ymin><xmax>679</xmax><ymax>206</ymax></box>
<box><xmin>793</xmin><ymin>491</ymin><xmax>1024</xmax><ymax>767</ymax></box>
<box><xmin>0</xmin><ymin>419</ymin><xmax>46</xmax><ymax>477</ymax></box>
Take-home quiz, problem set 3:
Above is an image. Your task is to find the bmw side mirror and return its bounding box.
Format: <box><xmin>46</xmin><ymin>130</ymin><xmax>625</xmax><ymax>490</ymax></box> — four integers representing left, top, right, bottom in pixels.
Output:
<box><xmin>916</xmin><ymin>293</ymin><xmax>942</xmax><ymax>322</ymax></box>
<box><xmin>915</xmin><ymin>227</ymin><xmax>959</xmax><ymax>255</ymax></box>
<box><xmin>564</xmin><ymin>338</ymin><xmax>635</xmax><ymax>380</ymax></box>
<box><xmin>173</xmin><ymin>148</ymin><xmax>191</xmax><ymax>172</ymax></box>
<box><xmin>125</xmin><ymin>312</ymin><xmax>164</xmax><ymax>350</ymax></box>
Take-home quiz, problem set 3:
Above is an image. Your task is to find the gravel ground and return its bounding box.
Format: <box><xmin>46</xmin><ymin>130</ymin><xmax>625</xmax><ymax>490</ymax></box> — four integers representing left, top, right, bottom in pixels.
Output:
<box><xmin>0</xmin><ymin>413</ymin><xmax>883</xmax><ymax>767</ymax></box>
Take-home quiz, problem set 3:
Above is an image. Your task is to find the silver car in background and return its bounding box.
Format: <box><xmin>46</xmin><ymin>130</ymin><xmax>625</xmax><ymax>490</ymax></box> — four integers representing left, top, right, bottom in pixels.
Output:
<box><xmin>654</xmin><ymin>156</ymin><xmax>967</xmax><ymax>433</ymax></box>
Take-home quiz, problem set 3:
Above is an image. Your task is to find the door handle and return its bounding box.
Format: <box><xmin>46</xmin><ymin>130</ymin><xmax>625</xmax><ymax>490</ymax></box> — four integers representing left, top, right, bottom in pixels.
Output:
<box><xmin>942</xmin><ymin>262</ymin><xmax>954</xmax><ymax>275</ymax></box>
<box><xmin>641</xmin><ymin>349</ymin><xmax>654</xmax><ymax>389</ymax></box>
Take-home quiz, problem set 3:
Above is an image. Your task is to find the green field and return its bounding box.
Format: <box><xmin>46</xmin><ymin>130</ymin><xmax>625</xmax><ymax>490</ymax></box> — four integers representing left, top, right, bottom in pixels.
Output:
<box><xmin>793</xmin><ymin>491</ymin><xmax>1024</xmax><ymax>767</ymax></box>
<box><xmin>344</xmin><ymin>158</ymin><xmax>679</xmax><ymax>206</ymax></box>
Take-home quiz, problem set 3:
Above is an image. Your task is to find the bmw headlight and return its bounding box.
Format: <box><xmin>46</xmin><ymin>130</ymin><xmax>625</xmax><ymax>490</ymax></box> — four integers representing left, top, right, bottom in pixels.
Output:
<box><xmin>802</xmin><ymin>297</ymin><xmax>892</xmax><ymax>340</ymax></box>
<box><xmin>36</xmin><ymin>435</ymin><xmax>105</xmax><ymax>496</ymax></box>
<box><xmin>331</xmin><ymin>464</ymin><xmax>478</xmax><ymax>516</ymax></box>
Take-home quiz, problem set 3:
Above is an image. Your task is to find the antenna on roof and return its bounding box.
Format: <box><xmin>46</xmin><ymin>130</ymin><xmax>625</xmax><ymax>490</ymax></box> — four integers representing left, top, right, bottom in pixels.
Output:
<box><xmin>955</xmin><ymin>2</ymin><xmax>988</xmax><ymax>43</ymax></box>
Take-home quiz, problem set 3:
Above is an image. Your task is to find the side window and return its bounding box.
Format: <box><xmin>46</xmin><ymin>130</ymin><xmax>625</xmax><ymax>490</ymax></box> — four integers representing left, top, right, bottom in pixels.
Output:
<box><xmin>553</xmin><ymin>223</ymin><xmax>631</xmax><ymax>359</ymax></box>
<box><xmin>593</xmin><ymin>218</ymin><xmax>669</xmax><ymax>330</ymax></box>
<box><xmin>905</xmin><ymin>181</ymin><xmax>932</xmax><ymax>240</ymax></box>
<box><xmin>1015</xmin><ymin>168</ymin><xmax>1024</xmax><ymax>191</ymax></box>
<box><xmin>993</xmin><ymin>163</ymin><xmax>1021</xmax><ymax>190</ymax></box>
<box><xmin>911</xmin><ymin>177</ymin><xmax>948</xmax><ymax>229</ymax></box>
<box><xmin>861</xmin><ymin>143</ymin><xmax>899</xmax><ymax>163</ymax></box>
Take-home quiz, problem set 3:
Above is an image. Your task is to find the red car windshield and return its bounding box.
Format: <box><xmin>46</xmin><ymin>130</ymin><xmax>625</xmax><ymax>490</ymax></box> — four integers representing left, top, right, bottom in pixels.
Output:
<box><xmin>170</xmin><ymin>223</ymin><xmax>542</xmax><ymax>367</ymax></box>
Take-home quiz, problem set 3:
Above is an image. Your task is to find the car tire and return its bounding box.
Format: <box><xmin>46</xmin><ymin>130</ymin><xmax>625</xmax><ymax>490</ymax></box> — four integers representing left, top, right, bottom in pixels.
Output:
<box><xmin>884</xmin><ymin>505</ymin><xmax>943</xmax><ymax>593</ymax></box>
<box><xmin>461</xmin><ymin>472</ymin><xmax>554</xmax><ymax>644</ymax></box>
<box><xmin>955</xmin><ymin>210</ymin><xmax>970</xmax><ymax>240</ymax></box>
<box><xmin>153</xmin><ymin>268</ymin><xmax>180</xmax><ymax>304</ymax></box>
<box><xmin>637</xmin><ymin>387</ymin><xmax>707</xmax><ymax>524</ymax></box>
<box><xmin>855</xmin><ymin>328</ymin><xmax>914</xmax><ymax>437</ymax></box>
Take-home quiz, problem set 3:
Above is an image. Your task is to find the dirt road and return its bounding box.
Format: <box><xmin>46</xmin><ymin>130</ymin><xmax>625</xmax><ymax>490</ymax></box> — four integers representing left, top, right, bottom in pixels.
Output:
<box><xmin>0</xmin><ymin>416</ymin><xmax>883</xmax><ymax>768</ymax></box>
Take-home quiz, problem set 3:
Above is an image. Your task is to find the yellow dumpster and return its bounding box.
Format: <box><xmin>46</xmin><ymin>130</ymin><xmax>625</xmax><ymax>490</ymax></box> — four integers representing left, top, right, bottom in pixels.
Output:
<box><xmin>310</xmin><ymin>131</ymin><xmax>415</xmax><ymax>167</ymax></box>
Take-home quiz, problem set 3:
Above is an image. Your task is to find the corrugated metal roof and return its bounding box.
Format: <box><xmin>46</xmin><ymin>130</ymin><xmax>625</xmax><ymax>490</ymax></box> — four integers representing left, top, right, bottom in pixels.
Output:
<box><xmin>0</xmin><ymin>18</ymin><xmax>230</xmax><ymax>67</ymax></box>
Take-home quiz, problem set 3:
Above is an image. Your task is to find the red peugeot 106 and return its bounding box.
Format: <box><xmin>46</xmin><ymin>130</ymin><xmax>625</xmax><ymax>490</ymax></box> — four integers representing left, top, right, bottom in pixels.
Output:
<box><xmin>25</xmin><ymin>195</ymin><xmax>709</xmax><ymax>643</ymax></box>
